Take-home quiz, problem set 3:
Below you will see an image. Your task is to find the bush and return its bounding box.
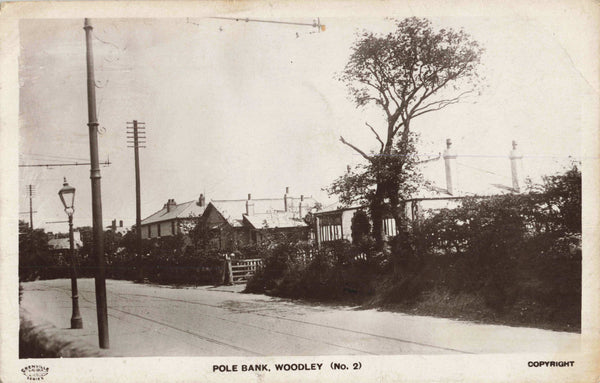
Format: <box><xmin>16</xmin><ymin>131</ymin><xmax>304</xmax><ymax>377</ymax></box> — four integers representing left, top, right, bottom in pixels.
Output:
<box><xmin>246</xmin><ymin>166</ymin><xmax>581</xmax><ymax>331</ymax></box>
<box><xmin>246</xmin><ymin>240</ymin><xmax>379</xmax><ymax>302</ymax></box>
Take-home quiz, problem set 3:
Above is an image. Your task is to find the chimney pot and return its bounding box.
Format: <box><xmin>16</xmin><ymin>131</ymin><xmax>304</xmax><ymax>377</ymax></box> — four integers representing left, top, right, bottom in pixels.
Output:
<box><xmin>510</xmin><ymin>140</ymin><xmax>524</xmax><ymax>192</ymax></box>
<box><xmin>443</xmin><ymin>138</ymin><xmax>458</xmax><ymax>195</ymax></box>
<box><xmin>284</xmin><ymin>187</ymin><xmax>290</xmax><ymax>212</ymax></box>
<box><xmin>299</xmin><ymin>195</ymin><xmax>304</xmax><ymax>218</ymax></box>
<box><xmin>246</xmin><ymin>195</ymin><xmax>255</xmax><ymax>215</ymax></box>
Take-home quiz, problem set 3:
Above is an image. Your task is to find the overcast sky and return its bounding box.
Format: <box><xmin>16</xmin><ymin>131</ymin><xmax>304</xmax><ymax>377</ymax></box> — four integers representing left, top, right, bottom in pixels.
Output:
<box><xmin>18</xmin><ymin>12</ymin><xmax>595</xmax><ymax>231</ymax></box>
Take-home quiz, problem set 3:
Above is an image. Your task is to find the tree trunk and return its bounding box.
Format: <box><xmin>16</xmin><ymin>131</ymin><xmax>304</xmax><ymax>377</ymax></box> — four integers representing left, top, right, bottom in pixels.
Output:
<box><xmin>371</xmin><ymin>185</ymin><xmax>386</xmax><ymax>250</ymax></box>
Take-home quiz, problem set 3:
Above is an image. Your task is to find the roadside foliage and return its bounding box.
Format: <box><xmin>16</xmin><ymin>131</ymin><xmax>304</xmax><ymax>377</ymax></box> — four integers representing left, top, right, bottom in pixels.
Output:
<box><xmin>18</xmin><ymin>166</ymin><xmax>581</xmax><ymax>331</ymax></box>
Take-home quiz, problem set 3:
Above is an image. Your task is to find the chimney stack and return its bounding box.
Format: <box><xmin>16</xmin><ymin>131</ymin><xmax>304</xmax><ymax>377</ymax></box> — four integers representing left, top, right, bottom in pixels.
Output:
<box><xmin>509</xmin><ymin>140</ymin><xmax>524</xmax><ymax>192</ymax></box>
<box><xmin>443</xmin><ymin>139</ymin><xmax>458</xmax><ymax>195</ymax></box>
<box><xmin>246</xmin><ymin>193</ymin><xmax>254</xmax><ymax>215</ymax></box>
<box><xmin>298</xmin><ymin>195</ymin><xmax>304</xmax><ymax>219</ymax></box>
<box><xmin>119</xmin><ymin>220</ymin><xmax>123</xmax><ymax>227</ymax></box>
<box><xmin>165</xmin><ymin>199</ymin><xmax>176</xmax><ymax>212</ymax></box>
<box><xmin>198</xmin><ymin>193</ymin><xmax>205</xmax><ymax>207</ymax></box>
<box><xmin>284</xmin><ymin>186</ymin><xmax>290</xmax><ymax>212</ymax></box>
<box><xmin>111</xmin><ymin>219</ymin><xmax>116</xmax><ymax>231</ymax></box>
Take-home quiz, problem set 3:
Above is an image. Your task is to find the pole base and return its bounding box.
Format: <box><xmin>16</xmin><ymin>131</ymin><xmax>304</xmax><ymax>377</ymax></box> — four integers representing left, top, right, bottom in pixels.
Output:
<box><xmin>71</xmin><ymin>317</ymin><xmax>83</xmax><ymax>329</ymax></box>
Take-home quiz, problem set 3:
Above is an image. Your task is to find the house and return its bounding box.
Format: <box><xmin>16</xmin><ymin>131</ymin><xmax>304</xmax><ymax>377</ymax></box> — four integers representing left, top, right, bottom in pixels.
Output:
<box><xmin>141</xmin><ymin>188</ymin><xmax>320</xmax><ymax>248</ymax></box>
<box><xmin>140</xmin><ymin>194</ymin><xmax>208</xmax><ymax>239</ymax></box>
<box><xmin>106</xmin><ymin>219</ymin><xmax>129</xmax><ymax>235</ymax></box>
<box><xmin>48</xmin><ymin>231</ymin><xmax>83</xmax><ymax>252</ymax></box>
<box><xmin>199</xmin><ymin>188</ymin><xmax>319</xmax><ymax>250</ymax></box>
<box><xmin>314</xmin><ymin>139</ymin><xmax>566</xmax><ymax>246</ymax></box>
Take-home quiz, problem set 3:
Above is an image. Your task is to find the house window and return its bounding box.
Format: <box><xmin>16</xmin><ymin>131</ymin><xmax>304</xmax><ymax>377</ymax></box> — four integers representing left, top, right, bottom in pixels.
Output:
<box><xmin>383</xmin><ymin>217</ymin><xmax>397</xmax><ymax>237</ymax></box>
<box><xmin>147</xmin><ymin>226</ymin><xmax>151</xmax><ymax>238</ymax></box>
<box><xmin>171</xmin><ymin>221</ymin><xmax>176</xmax><ymax>235</ymax></box>
<box><xmin>319</xmin><ymin>214</ymin><xmax>342</xmax><ymax>243</ymax></box>
<box><xmin>157</xmin><ymin>224</ymin><xmax>161</xmax><ymax>237</ymax></box>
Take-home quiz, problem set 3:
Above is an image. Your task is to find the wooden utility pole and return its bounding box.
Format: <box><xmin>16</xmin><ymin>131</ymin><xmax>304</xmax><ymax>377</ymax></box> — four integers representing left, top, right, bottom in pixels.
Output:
<box><xmin>27</xmin><ymin>184</ymin><xmax>35</xmax><ymax>229</ymax></box>
<box><xmin>84</xmin><ymin>18</ymin><xmax>109</xmax><ymax>349</ymax></box>
<box><xmin>127</xmin><ymin>120</ymin><xmax>145</xmax><ymax>279</ymax></box>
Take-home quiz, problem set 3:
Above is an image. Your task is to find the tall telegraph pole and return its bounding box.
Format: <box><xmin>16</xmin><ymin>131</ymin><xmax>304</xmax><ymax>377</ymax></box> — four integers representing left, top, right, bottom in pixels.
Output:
<box><xmin>126</xmin><ymin>120</ymin><xmax>145</xmax><ymax>277</ymax></box>
<box><xmin>27</xmin><ymin>184</ymin><xmax>35</xmax><ymax>229</ymax></box>
<box><xmin>83</xmin><ymin>18</ymin><xmax>109</xmax><ymax>349</ymax></box>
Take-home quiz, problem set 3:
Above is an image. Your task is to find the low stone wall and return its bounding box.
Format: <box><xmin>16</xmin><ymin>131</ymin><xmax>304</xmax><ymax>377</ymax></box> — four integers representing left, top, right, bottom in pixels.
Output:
<box><xmin>20</xmin><ymin>307</ymin><xmax>117</xmax><ymax>358</ymax></box>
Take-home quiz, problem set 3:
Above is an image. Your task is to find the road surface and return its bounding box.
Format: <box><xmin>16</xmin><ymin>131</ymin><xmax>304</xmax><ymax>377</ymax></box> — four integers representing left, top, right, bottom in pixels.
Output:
<box><xmin>21</xmin><ymin>279</ymin><xmax>580</xmax><ymax>356</ymax></box>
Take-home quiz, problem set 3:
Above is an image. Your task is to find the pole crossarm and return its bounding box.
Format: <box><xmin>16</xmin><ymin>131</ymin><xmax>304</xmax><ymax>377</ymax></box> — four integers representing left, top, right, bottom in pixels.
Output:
<box><xmin>208</xmin><ymin>16</ymin><xmax>324</xmax><ymax>30</ymax></box>
<box><xmin>19</xmin><ymin>160</ymin><xmax>111</xmax><ymax>168</ymax></box>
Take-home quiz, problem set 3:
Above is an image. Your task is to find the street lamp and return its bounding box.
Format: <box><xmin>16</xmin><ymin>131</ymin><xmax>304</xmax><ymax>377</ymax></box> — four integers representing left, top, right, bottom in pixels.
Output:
<box><xmin>58</xmin><ymin>177</ymin><xmax>83</xmax><ymax>329</ymax></box>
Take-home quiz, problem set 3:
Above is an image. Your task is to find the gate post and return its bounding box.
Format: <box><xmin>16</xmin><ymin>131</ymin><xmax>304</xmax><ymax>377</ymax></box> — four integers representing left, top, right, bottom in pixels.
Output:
<box><xmin>222</xmin><ymin>257</ymin><xmax>233</xmax><ymax>285</ymax></box>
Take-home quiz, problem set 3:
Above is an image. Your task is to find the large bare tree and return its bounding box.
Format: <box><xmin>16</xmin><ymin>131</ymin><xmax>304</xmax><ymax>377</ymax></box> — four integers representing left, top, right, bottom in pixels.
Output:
<box><xmin>331</xmin><ymin>17</ymin><xmax>484</xmax><ymax>247</ymax></box>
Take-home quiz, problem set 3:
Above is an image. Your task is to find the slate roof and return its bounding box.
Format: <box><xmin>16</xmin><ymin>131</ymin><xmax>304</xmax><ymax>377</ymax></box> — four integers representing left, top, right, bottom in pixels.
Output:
<box><xmin>143</xmin><ymin>194</ymin><xmax>319</xmax><ymax>229</ymax></box>
<box><xmin>211</xmin><ymin>196</ymin><xmax>319</xmax><ymax>228</ymax></box>
<box><xmin>243</xmin><ymin>212</ymin><xmax>308</xmax><ymax>229</ymax></box>
<box><xmin>141</xmin><ymin>200</ymin><xmax>206</xmax><ymax>226</ymax></box>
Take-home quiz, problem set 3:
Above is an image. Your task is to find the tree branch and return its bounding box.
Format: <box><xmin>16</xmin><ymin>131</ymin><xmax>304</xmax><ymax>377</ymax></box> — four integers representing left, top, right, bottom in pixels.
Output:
<box><xmin>411</xmin><ymin>90</ymin><xmax>474</xmax><ymax>118</ymax></box>
<box><xmin>366</xmin><ymin>122</ymin><xmax>385</xmax><ymax>152</ymax></box>
<box><xmin>340</xmin><ymin>136</ymin><xmax>372</xmax><ymax>161</ymax></box>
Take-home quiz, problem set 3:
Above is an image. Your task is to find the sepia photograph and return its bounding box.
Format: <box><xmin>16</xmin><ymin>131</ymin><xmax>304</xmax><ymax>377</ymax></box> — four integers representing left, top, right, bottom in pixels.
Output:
<box><xmin>1</xmin><ymin>1</ymin><xmax>599</xmax><ymax>382</ymax></box>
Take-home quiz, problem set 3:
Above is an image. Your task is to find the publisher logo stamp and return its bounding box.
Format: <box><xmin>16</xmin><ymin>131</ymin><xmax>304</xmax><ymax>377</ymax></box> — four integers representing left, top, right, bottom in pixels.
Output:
<box><xmin>21</xmin><ymin>365</ymin><xmax>49</xmax><ymax>380</ymax></box>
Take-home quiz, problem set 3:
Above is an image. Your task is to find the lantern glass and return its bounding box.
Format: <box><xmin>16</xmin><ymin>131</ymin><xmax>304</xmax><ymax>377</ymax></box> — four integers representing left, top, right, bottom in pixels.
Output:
<box><xmin>58</xmin><ymin>177</ymin><xmax>76</xmax><ymax>214</ymax></box>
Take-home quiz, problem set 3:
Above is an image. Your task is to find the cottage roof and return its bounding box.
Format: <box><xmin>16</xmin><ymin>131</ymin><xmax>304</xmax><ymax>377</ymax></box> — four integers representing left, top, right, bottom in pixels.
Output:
<box><xmin>243</xmin><ymin>212</ymin><xmax>308</xmax><ymax>229</ymax></box>
<box><xmin>141</xmin><ymin>200</ymin><xmax>206</xmax><ymax>225</ymax></box>
<box><xmin>210</xmin><ymin>196</ymin><xmax>319</xmax><ymax>228</ymax></box>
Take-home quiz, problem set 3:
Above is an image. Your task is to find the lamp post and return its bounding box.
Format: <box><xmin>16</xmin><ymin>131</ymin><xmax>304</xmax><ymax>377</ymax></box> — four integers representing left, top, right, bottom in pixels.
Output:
<box><xmin>58</xmin><ymin>177</ymin><xmax>83</xmax><ymax>329</ymax></box>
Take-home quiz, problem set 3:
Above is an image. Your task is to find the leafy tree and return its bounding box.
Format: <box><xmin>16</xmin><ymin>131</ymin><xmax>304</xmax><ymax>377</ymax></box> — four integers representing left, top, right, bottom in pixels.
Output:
<box><xmin>19</xmin><ymin>220</ymin><xmax>51</xmax><ymax>281</ymax></box>
<box><xmin>332</xmin><ymin>17</ymin><xmax>484</xmax><ymax>247</ymax></box>
<box><xmin>530</xmin><ymin>163</ymin><xmax>581</xmax><ymax>234</ymax></box>
<box><xmin>350</xmin><ymin>209</ymin><xmax>371</xmax><ymax>245</ymax></box>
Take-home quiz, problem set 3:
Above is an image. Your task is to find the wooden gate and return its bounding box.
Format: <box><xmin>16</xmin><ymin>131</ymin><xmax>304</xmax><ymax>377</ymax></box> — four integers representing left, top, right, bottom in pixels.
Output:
<box><xmin>224</xmin><ymin>258</ymin><xmax>263</xmax><ymax>285</ymax></box>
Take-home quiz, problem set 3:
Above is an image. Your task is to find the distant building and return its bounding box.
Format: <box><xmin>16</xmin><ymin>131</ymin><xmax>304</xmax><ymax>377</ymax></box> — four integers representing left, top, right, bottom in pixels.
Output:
<box><xmin>314</xmin><ymin>139</ymin><xmax>568</xmax><ymax>246</ymax></box>
<box><xmin>48</xmin><ymin>231</ymin><xmax>83</xmax><ymax>251</ymax></box>
<box><xmin>140</xmin><ymin>194</ymin><xmax>208</xmax><ymax>239</ymax></box>
<box><xmin>106</xmin><ymin>219</ymin><xmax>129</xmax><ymax>235</ymax></box>
<box><xmin>200</xmin><ymin>188</ymin><xmax>319</xmax><ymax>249</ymax></box>
<box><xmin>141</xmin><ymin>188</ymin><xmax>319</xmax><ymax>249</ymax></box>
